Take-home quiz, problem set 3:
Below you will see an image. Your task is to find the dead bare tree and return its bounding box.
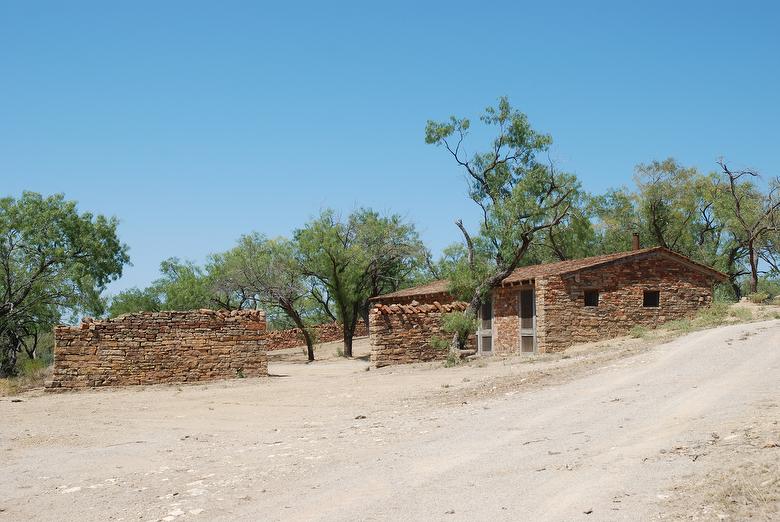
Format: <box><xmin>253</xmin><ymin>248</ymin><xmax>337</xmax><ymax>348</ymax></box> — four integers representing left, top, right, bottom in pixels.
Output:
<box><xmin>718</xmin><ymin>160</ymin><xmax>780</xmax><ymax>294</ymax></box>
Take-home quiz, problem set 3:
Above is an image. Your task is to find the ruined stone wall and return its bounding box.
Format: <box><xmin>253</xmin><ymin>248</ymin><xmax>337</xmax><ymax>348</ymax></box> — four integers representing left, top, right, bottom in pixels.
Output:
<box><xmin>369</xmin><ymin>300</ymin><xmax>473</xmax><ymax>367</ymax></box>
<box><xmin>264</xmin><ymin>321</ymin><xmax>368</xmax><ymax>351</ymax></box>
<box><xmin>536</xmin><ymin>255</ymin><xmax>715</xmax><ymax>352</ymax></box>
<box><xmin>48</xmin><ymin>310</ymin><xmax>268</xmax><ymax>390</ymax></box>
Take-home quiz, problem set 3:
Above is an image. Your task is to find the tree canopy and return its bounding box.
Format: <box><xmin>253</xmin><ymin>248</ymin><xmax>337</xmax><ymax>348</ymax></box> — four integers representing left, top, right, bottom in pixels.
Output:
<box><xmin>425</xmin><ymin>97</ymin><xmax>577</xmax><ymax>314</ymax></box>
<box><xmin>214</xmin><ymin>233</ymin><xmax>320</xmax><ymax>361</ymax></box>
<box><xmin>295</xmin><ymin>209</ymin><xmax>425</xmax><ymax>357</ymax></box>
<box><xmin>0</xmin><ymin>192</ymin><xmax>128</xmax><ymax>375</ymax></box>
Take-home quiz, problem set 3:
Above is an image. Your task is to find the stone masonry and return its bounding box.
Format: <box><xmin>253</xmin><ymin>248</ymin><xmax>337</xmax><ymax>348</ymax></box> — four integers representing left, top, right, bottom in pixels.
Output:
<box><xmin>47</xmin><ymin>309</ymin><xmax>268</xmax><ymax>390</ymax></box>
<box><xmin>369</xmin><ymin>300</ymin><xmax>474</xmax><ymax>367</ymax></box>
<box><xmin>532</xmin><ymin>254</ymin><xmax>715</xmax><ymax>352</ymax></box>
<box><xmin>371</xmin><ymin>247</ymin><xmax>725</xmax><ymax>364</ymax></box>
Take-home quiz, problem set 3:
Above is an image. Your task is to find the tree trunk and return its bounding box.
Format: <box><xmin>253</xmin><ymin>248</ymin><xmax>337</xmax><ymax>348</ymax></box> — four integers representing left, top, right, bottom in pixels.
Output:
<box><xmin>283</xmin><ymin>304</ymin><xmax>315</xmax><ymax>362</ymax></box>
<box><xmin>300</xmin><ymin>327</ymin><xmax>315</xmax><ymax>362</ymax></box>
<box><xmin>24</xmin><ymin>337</ymin><xmax>37</xmax><ymax>360</ymax></box>
<box><xmin>730</xmin><ymin>278</ymin><xmax>742</xmax><ymax>301</ymax></box>
<box><xmin>0</xmin><ymin>345</ymin><xmax>18</xmax><ymax>377</ymax></box>
<box><xmin>342</xmin><ymin>329</ymin><xmax>353</xmax><ymax>358</ymax></box>
<box><xmin>748</xmin><ymin>242</ymin><xmax>759</xmax><ymax>294</ymax></box>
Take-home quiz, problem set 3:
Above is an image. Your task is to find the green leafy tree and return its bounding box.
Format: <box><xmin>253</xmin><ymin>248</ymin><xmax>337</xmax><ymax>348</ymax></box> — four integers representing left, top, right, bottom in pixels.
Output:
<box><xmin>216</xmin><ymin>234</ymin><xmax>319</xmax><ymax>361</ymax></box>
<box><xmin>0</xmin><ymin>192</ymin><xmax>128</xmax><ymax>376</ymax></box>
<box><xmin>528</xmin><ymin>183</ymin><xmax>597</xmax><ymax>262</ymax></box>
<box><xmin>634</xmin><ymin>159</ymin><xmax>704</xmax><ymax>254</ymax></box>
<box><xmin>590</xmin><ymin>188</ymin><xmax>639</xmax><ymax>254</ymax></box>
<box><xmin>296</xmin><ymin>209</ymin><xmax>425</xmax><ymax>357</ymax></box>
<box><xmin>425</xmin><ymin>97</ymin><xmax>577</xmax><ymax>353</ymax></box>
<box><xmin>108</xmin><ymin>258</ymin><xmax>219</xmax><ymax>316</ymax></box>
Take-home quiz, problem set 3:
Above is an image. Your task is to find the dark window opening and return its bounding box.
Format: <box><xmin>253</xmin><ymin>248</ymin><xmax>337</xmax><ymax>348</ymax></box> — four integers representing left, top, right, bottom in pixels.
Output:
<box><xmin>643</xmin><ymin>290</ymin><xmax>660</xmax><ymax>307</ymax></box>
<box><xmin>584</xmin><ymin>289</ymin><xmax>600</xmax><ymax>307</ymax></box>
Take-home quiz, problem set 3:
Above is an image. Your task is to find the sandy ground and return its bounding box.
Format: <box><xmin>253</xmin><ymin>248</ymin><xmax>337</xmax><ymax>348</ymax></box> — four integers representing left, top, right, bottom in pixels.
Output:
<box><xmin>1</xmin><ymin>320</ymin><xmax>779</xmax><ymax>521</ymax></box>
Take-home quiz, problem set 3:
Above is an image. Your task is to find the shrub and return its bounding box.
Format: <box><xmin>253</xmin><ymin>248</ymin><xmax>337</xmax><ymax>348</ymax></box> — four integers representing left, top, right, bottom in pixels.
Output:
<box><xmin>440</xmin><ymin>311</ymin><xmax>477</xmax><ymax>350</ymax></box>
<box><xmin>713</xmin><ymin>283</ymin><xmax>738</xmax><ymax>303</ymax></box>
<box><xmin>747</xmin><ymin>292</ymin><xmax>769</xmax><ymax>304</ymax></box>
<box><xmin>729</xmin><ymin>307</ymin><xmax>753</xmax><ymax>321</ymax></box>
<box><xmin>694</xmin><ymin>302</ymin><xmax>730</xmax><ymax>327</ymax></box>
<box><xmin>628</xmin><ymin>325</ymin><xmax>648</xmax><ymax>338</ymax></box>
<box><xmin>443</xmin><ymin>352</ymin><xmax>461</xmax><ymax>368</ymax></box>
<box><xmin>665</xmin><ymin>319</ymin><xmax>692</xmax><ymax>333</ymax></box>
<box><xmin>772</xmin><ymin>295</ymin><xmax>780</xmax><ymax>306</ymax></box>
<box><xmin>429</xmin><ymin>335</ymin><xmax>449</xmax><ymax>352</ymax></box>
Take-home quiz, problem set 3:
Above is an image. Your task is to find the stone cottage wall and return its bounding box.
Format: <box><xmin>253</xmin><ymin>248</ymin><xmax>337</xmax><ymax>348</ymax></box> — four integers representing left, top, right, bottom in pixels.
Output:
<box><xmin>48</xmin><ymin>309</ymin><xmax>268</xmax><ymax>390</ymax></box>
<box><xmin>535</xmin><ymin>255</ymin><xmax>715</xmax><ymax>352</ymax></box>
<box><xmin>263</xmin><ymin>321</ymin><xmax>368</xmax><ymax>351</ymax></box>
<box><xmin>369</xmin><ymin>300</ymin><xmax>473</xmax><ymax>367</ymax></box>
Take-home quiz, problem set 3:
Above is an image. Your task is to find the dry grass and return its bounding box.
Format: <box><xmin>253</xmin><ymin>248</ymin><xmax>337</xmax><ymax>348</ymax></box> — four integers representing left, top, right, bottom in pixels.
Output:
<box><xmin>664</xmin><ymin>419</ymin><xmax>780</xmax><ymax>520</ymax></box>
<box><xmin>0</xmin><ymin>364</ymin><xmax>51</xmax><ymax>396</ymax></box>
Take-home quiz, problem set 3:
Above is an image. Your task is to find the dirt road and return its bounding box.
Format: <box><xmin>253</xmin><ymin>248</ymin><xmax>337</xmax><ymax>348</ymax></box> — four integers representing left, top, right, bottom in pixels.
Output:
<box><xmin>2</xmin><ymin>320</ymin><xmax>779</xmax><ymax>521</ymax></box>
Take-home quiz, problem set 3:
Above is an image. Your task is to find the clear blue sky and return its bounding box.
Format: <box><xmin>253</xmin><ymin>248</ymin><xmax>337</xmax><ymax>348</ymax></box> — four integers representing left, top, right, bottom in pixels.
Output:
<box><xmin>2</xmin><ymin>1</ymin><xmax>778</xmax><ymax>293</ymax></box>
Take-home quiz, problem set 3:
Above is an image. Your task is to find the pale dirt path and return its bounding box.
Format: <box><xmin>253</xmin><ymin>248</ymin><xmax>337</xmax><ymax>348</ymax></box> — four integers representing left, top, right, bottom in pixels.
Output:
<box><xmin>1</xmin><ymin>322</ymin><xmax>778</xmax><ymax>521</ymax></box>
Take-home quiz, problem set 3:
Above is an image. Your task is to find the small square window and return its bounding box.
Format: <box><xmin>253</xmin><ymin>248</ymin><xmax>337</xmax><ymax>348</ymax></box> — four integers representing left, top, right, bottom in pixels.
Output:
<box><xmin>584</xmin><ymin>289</ymin><xmax>599</xmax><ymax>307</ymax></box>
<box><xmin>643</xmin><ymin>290</ymin><xmax>660</xmax><ymax>307</ymax></box>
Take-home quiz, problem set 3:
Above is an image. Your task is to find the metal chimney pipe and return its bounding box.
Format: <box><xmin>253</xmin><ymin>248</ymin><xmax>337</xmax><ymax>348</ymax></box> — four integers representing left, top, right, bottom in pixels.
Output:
<box><xmin>632</xmin><ymin>232</ymin><xmax>640</xmax><ymax>251</ymax></box>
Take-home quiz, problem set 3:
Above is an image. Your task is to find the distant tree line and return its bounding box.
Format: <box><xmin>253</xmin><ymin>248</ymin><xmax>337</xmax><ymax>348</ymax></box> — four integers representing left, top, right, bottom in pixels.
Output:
<box><xmin>2</xmin><ymin>97</ymin><xmax>778</xmax><ymax>375</ymax></box>
<box><xmin>108</xmin><ymin>209</ymin><xmax>428</xmax><ymax>361</ymax></box>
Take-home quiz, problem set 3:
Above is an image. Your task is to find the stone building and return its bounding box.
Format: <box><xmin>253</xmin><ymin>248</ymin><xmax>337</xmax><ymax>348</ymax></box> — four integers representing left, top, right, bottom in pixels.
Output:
<box><xmin>369</xmin><ymin>244</ymin><xmax>727</xmax><ymax>366</ymax></box>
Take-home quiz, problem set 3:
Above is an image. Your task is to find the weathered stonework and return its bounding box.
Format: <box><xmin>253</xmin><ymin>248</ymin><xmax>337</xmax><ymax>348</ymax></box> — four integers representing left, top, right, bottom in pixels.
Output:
<box><xmin>369</xmin><ymin>300</ymin><xmax>474</xmax><ymax>367</ymax></box>
<box><xmin>264</xmin><ymin>321</ymin><xmax>368</xmax><ymax>351</ymax></box>
<box><xmin>47</xmin><ymin>309</ymin><xmax>268</xmax><ymax>390</ymax></box>
<box><xmin>534</xmin><ymin>255</ymin><xmax>714</xmax><ymax>352</ymax></box>
<box><xmin>370</xmin><ymin>248</ymin><xmax>724</xmax><ymax>364</ymax></box>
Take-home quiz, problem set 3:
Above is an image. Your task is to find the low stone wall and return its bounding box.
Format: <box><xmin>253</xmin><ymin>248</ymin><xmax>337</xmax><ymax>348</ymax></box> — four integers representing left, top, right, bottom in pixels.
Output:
<box><xmin>47</xmin><ymin>309</ymin><xmax>268</xmax><ymax>390</ymax></box>
<box><xmin>264</xmin><ymin>321</ymin><xmax>368</xmax><ymax>351</ymax></box>
<box><xmin>369</xmin><ymin>300</ymin><xmax>473</xmax><ymax>367</ymax></box>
